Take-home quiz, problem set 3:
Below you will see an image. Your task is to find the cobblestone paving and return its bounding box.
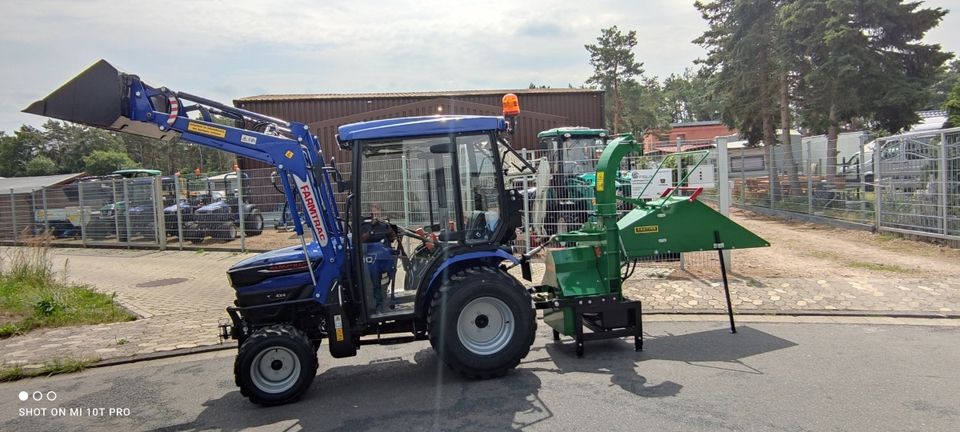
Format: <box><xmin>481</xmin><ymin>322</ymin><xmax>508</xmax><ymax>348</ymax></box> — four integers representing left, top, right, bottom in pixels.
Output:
<box><xmin>1</xmin><ymin>247</ymin><xmax>958</xmax><ymax>368</ymax></box>
<box><xmin>1</xmin><ymin>248</ymin><xmax>246</xmax><ymax>368</ymax></box>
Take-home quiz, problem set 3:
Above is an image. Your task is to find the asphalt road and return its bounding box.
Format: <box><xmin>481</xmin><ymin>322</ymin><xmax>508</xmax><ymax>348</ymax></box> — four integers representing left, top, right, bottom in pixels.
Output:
<box><xmin>2</xmin><ymin>321</ymin><xmax>958</xmax><ymax>432</ymax></box>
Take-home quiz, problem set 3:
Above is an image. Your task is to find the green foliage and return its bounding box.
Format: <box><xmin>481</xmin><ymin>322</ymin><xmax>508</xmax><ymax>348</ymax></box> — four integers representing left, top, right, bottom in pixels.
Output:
<box><xmin>82</xmin><ymin>150</ymin><xmax>138</xmax><ymax>175</ymax></box>
<box><xmin>24</xmin><ymin>155</ymin><xmax>57</xmax><ymax>176</ymax></box>
<box><xmin>662</xmin><ymin>68</ymin><xmax>721</xmax><ymax>123</ymax></box>
<box><xmin>927</xmin><ymin>57</ymin><xmax>959</xmax><ymax>110</ymax></box>
<box><xmin>695</xmin><ymin>0</ymin><xmax>780</xmax><ymax>146</ymax></box>
<box><xmin>0</xmin><ymin>120</ymin><xmax>236</xmax><ymax>178</ymax></box>
<box><xmin>780</xmin><ymin>0</ymin><xmax>950</xmax><ymax>135</ymax></box>
<box><xmin>0</xmin><ymin>246</ymin><xmax>135</xmax><ymax>338</ymax></box>
<box><xmin>585</xmin><ymin>26</ymin><xmax>645</xmax><ymax>134</ymax></box>
<box><xmin>0</xmin><ymin>357</ymin><xmax>95</xmax><ymax>382</ymax></box>
<box><xmin>946</xmin><ymin>84</ymin><xmax>960</xmax><ymax>127</ymax></box>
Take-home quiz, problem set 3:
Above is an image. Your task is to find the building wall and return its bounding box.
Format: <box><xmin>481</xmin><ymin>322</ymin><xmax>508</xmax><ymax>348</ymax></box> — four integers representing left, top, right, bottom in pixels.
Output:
<box><xmin>233</xmin><ymin>89</ymin><xmax>604</xmax><ymax>207</ymax></box>
<box><xmin>234</xmin><ymin>89</ymin><xmax>605</xmax><ymax>170</ymax></box>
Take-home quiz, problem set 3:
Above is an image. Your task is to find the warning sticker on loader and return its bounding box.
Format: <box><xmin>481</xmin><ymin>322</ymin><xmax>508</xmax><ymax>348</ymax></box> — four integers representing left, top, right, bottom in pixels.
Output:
<box><xmin>634</xmin><ymin>225</ymin><xmax>659</xmax><ymax>234</ymax></box>
<box><xmin>186</xmin><ymin>122</ymin><xmax>227</xmax><ymax>138</ymax></box>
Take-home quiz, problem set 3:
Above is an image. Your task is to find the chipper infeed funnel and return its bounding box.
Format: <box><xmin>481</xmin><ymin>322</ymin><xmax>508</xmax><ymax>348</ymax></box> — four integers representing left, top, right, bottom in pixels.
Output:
<box><xmin>618</xmin><ymin>196</ymin><xmax>769</xmax><ymax>258</ymax></box>
<box><xmin>23</xmin><ymin>59</ymin><xmax>179</xmax><ymax>141</ymax></box>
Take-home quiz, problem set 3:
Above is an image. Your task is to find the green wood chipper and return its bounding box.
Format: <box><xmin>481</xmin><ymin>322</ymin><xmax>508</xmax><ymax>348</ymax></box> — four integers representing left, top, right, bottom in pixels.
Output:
<box><xmin>521</xmin><ymin>133</ymin><xmax>770</xmax><ymax>356</ymax></box>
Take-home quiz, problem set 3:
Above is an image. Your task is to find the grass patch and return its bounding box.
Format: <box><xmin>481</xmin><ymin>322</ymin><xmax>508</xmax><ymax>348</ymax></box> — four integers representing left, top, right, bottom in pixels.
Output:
<box><xmin>0</xmin><ymin>357</ymin><xmax>96</xmax><ymax>382</ymax></box>
<box><xmin>0</xmin><ymin>243</ymin><xmax>135</xmax><ymax>338</ymax></box>
<box><xmin>847</xmin><ymin>261</ymin><xmax>909</xmax><ymax>273</ymax></box>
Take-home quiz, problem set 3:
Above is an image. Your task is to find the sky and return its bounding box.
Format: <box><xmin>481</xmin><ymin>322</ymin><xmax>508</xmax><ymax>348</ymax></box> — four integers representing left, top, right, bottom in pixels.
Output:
<box><xmin>1</xmin><ymin>0</ymin><xmax>957</xmax><ymax>134</ymax></box>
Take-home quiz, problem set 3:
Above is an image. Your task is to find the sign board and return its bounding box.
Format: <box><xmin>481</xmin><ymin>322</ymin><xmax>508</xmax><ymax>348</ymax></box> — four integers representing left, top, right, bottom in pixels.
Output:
<box><xmin>687</xmin><ymin>164</ymin><xmax>715</xmax><ymax>188</ymax></box>
<box><xmin>630</xmin><ymin>169</ymin><xmax>673</xmax><ymax>199</ymax></box>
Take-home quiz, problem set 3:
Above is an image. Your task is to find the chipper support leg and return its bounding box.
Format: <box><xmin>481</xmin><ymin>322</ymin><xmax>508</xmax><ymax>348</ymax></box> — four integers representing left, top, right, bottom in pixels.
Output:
<box><xmin>714</xmin><ymin>230</ymin><xmax>737</xmax><ymax>334</ymax></box>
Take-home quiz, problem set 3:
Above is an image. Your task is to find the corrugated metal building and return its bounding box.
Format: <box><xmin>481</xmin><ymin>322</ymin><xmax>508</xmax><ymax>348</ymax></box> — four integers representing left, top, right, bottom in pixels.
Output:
<box><xmin>233</xmin><ymin>88</ymin><xmax>605</xmax><ymax>170</ymax></box>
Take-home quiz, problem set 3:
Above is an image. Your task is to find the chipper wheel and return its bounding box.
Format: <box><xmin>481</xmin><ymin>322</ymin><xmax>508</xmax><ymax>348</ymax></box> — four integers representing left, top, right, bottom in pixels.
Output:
<box><xmin>234</xmin><ymin>324</ymin><xmax>318</xmax><ymax>406</ymax></box>
<box><xmin>428</xmin><ymin>267</ymin><xmax>536</xmax><ymax>379</ymax></box>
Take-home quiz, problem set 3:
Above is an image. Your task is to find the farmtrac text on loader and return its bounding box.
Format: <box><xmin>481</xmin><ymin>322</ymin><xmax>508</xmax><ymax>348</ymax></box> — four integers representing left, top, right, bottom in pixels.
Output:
<box><xmin>25</xmin><ymin>60</ymin><xmax>540</xmax><ymax>406</ymax></box>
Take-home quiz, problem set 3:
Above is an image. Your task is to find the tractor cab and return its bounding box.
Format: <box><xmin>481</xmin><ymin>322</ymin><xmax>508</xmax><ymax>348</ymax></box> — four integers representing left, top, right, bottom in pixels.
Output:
<box><xmin>537</xmin><ymin>127</ymin><xmax>608</xmax><ymax>176</ymax></box>
<box><xmin>338</xmin><ymin>116</ymin><xmax>531</xmax><ymax>323</ymax></box>
<box><xmin>536</xmin><ymin>127</ymin><xmax>611</xmax><ymax>235</ymax></box>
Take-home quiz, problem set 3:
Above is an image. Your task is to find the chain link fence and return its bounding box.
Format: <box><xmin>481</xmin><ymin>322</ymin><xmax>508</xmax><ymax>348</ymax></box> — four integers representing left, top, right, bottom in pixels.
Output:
<box><xmin>728</xmin><ymin>127</ymin><xmax>960</xmax><ymax>244</ymax></box>
<box><xmin>2</xmin><ymin>128</ymin><xmax>954</xmax><ymax>252</ymax></box>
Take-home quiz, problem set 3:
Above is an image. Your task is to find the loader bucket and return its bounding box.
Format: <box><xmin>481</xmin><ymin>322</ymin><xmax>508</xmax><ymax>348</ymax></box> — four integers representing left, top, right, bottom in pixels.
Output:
<box><xmin>23</xmin><ymin>59</ymin><xmax>176</xmax><ymax>140</ymax></box>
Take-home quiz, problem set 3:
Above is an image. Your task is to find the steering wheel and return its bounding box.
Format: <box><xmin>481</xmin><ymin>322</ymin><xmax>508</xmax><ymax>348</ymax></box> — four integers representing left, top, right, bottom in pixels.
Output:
<box><xmin>395</xmin><ymin>225</ymin><xmax>438</xmax><ymax>246</ymax></box>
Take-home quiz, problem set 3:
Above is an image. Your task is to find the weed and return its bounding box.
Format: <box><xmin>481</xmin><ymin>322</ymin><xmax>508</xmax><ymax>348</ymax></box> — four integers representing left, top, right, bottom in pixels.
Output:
<box><xmin>1</xmin><ymin>245</ymin><xmax>135</xmax><ymax>338</ymax></box>
<box><xmin>0</xmin><ymin>357</ymin><xmax>96</xmax><ymax>382</ymax></box>
<box><xmin>848</xmin><ymin>261</ymin><xmax>909</xmax><ymax>273</ymax></box>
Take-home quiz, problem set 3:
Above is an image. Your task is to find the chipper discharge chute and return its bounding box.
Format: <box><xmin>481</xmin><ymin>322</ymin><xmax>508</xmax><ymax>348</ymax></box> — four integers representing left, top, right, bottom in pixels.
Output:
<box><xmin>527</xmin><ymin>133</ymin><xmax>769</xmax><ymax>357</ymax></box>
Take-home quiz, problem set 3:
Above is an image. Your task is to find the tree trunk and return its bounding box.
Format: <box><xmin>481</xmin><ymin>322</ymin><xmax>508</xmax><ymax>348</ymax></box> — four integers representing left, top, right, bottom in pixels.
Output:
<box><xmin>780</xmin><ymin>72</ymin><xmax>801</xmax><ymax>200</ymax></box>
<box><xmin>826</xmin><ymin>100</ymin><xmax>839</xmax><ymax>184</ymax></box>
<box><xmin>612</xmin><ymin>79</ymin><xmax>621</xmax><ymax>135</ymax></box>
<box><xmin>762</xmin><ymin>109</ymin><xmax>779</xmax><ymax>203</ymax></box>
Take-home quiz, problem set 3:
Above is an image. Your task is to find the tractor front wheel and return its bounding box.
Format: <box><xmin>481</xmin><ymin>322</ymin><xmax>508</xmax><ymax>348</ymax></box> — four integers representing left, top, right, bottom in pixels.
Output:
<box><xmin>235</xmin><ymin>324</ymin><xmax>317</xmax><ymax>406</ymax></box>
<box><xmin>428</xmin><ymin>267</ymin><xmax>535</xmax><ymax>379</ymax></box>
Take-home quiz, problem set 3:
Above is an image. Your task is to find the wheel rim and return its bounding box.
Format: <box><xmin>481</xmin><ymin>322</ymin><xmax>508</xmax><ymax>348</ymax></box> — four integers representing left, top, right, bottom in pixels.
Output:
<box><xmin>456</xmin><ymin>296</ymin><xmax>515</xmax><ymax>356</ymax></box>
<box><xmin>250</xmin><ymin>346</ymin><xmax>301</xmax><ymax>394</ymax></box>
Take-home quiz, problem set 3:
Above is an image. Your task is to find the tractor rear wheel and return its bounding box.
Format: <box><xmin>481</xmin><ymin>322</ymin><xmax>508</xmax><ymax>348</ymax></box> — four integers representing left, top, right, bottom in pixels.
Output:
<box><xmin>244</xmin><ymin>209</ymin><xmax>264</xmax><ymax>236</ymax></box>
<box><xmin>427</xmin><ymin>267</ymin><xmax>535</xmax><ymax>379</ymax></box>
<box><xmin>235</xmin><ymin>324</ymin><xmax>317</xmax><ymax>406</ymax></box>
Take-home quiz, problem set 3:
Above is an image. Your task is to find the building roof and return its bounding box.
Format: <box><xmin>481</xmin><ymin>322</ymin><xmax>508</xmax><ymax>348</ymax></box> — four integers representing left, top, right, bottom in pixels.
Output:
<box><xmin>670</xmin><ymin>120</ymin><xmax>724</xmax><ymax>128</ymax></box>
<box><xmin>0</xmin><ymin>173</ymin><xmax>86</xmax><ymax>194</ymax></box>
<box><xmin>338</xmin><ymin>115</ymin><xmax>506</xmax><ymax>142</ymax></box>
<box><xmin>237</xmin><ymin>88</ymin><xmax>603</xmax><ymax>103</ymax></box>
<box><xmin>537</xmin><ymin>127</ymin><xmax>608</xmax><ymax>138</ymax></box>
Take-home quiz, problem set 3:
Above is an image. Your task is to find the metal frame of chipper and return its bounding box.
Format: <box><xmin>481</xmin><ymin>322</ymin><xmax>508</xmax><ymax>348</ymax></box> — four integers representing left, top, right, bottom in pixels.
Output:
<box><xmin>520</xmin><ymin>133</ymin><xmax>770</xmax><ymax>357</ymax></box>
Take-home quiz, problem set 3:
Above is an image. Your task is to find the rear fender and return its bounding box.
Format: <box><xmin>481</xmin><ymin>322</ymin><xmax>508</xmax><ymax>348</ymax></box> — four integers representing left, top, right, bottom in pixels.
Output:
<box><xmin>415</xmin><ymin>250</ymin><xmax>519</xmax><ymax>317</ymax></box>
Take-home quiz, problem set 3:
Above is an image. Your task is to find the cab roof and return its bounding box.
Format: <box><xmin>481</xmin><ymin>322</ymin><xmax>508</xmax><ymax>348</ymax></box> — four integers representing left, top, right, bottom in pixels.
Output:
<box><xmin>537</xmin><ymin>127</ymin><xmax>608</xmax><ymax>139</ymax></box>
<box><xmin>337</xmin><ymin>115</ymin><xmax>507</xmax><ymax>142</ymax></box>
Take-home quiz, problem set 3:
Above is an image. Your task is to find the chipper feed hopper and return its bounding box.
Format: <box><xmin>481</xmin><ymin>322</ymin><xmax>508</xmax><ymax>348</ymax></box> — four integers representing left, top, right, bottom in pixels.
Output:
<box><xmin>528</xmin><ymin>133</ymin><xmax>769</xmax><ymax>356</ymax></box>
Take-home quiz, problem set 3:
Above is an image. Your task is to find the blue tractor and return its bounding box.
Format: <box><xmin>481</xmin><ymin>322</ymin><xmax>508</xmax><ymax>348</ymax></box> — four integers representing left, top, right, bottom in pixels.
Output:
<box><xmin>25</xmin><ymin>60</ymin><xmax>541</xmax><ymax>406</ymax></box>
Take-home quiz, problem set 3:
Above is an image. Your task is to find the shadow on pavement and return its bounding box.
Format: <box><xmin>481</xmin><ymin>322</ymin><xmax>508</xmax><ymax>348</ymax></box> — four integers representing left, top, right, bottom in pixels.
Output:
<box><xmin>643</xmin><ymin>326</ymin><xmax>797</xmax><ymax>364</ymax></box>
<box><xmin>156</xmin><ymin>349</ymin><xmax>549</xmax><ymax>431</ymax></box>
<box><xmin>526</xmin><ymin>325</ymin><xmax>797</xmax><ymax>396</ymax></box>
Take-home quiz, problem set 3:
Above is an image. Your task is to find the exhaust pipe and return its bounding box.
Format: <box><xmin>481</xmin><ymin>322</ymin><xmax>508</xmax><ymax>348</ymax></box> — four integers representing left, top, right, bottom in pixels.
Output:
<box><xmin>23</xmin><ymin>59</ymin><xmax>178</xmax><ymax>140</ymax></box>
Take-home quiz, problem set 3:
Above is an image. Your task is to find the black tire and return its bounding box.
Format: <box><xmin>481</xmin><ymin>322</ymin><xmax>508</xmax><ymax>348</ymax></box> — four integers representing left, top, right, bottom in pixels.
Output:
<box><xmin>427</xmin><ymin>267</ymin><xmax>536</xmax><ymax>379</ymax></box>
<box><xmin>217</xmin><ymin>222</ymin><xmax>237</xmax><ymax>240</ymax></box>
<box><xmin>86</xmin><ymin>220</ymin><xmax>110</xmax><ymax>240</ymax></box>
<box><xmin>234</xmin><ymin>324</ymin><xmax>317</xmax><ymax>406</ymax></box>
<box><xmin>244</xmin><ymin>209</ymin><xmax>264</xmax><ymax>236</ymax></box>
<box><xmin>183</xmin><ymin>222</ymin><xmax>204</xmax><ymax>244</ymax></box>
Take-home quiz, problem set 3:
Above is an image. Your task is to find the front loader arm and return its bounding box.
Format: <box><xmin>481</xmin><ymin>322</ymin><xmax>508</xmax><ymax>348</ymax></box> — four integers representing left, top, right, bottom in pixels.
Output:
<box><xmin>24</xmin><ymin>60</ymin><xmax>345</xmax><ymax>289</ymax></box>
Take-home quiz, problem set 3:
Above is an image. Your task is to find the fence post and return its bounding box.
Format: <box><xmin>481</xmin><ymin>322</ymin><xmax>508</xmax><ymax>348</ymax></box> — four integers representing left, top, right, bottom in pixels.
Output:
<box><xmin>9</xmin><ymin>188</ymin><xmax>16</xmax><ymax>242</ymax></box>
<box><xmin>522</xmin><ymin>149</ymin><xmax>531</xmax><ymax>254</ymax></box>
<box><xmin>740</xmin><ymin>148</ymin><xmax>746</xmax><ymax>204</ymax></box>
<box><xmin>939</xmin><ymin>132</ymin><xmax>948</xmax><ymax>235</ymax></box>
<box><xmin>716</xmin><ymin>137</ymin><xmax>732</xmax><ymax>269</ymax></box>
<box><xmin>154</xmin><ymin>175</ymin><xmax>166</xmax><ymax>251</ymax></box>
<box><xmin>123</xmin><ymin>180</ymin><xmax>132</xmax><ymax>247</ymax></box>
<box><xmin>807</xmin><ymin>140</ymin><xmax>813</xmax><ymax>214</ymax></box>
<box><xmin>79</xmin><ymin>181</ymin><xmax>87</xmax><ymax>246</ymax></box>
<box><xmin>41</xmin><ymin>186</ymin><xmax>49</xmax><ymax>234</ymax></box>
<box><xmin>859</xmin><ymin>139</ymin><xmax>867</xmax><ymax>223</ymax></box>
<box><xmin>874</xmin><ymin>139</ymin><xmax>882</xmax><ymax>232</ymax></box>
<box><xmin>174</xmin><ymin>175</ymin><xmax>184</xmax><ymax>250</ymax></box>
<box><xmin>237</xmin><ymin>169</ymin><xmax>246</xmax><ymax>252</ymax></box>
